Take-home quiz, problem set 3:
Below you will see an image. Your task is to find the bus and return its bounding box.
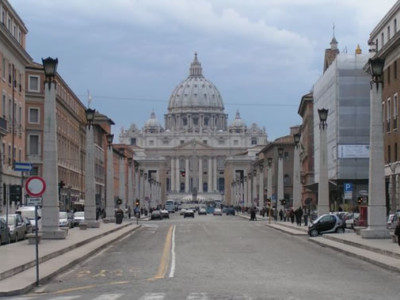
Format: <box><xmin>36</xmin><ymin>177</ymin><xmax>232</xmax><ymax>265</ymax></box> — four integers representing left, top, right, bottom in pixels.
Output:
<box><xmin>165</xmin><ymin>200</ymin><xmax>176</xmax><ymax>213</ymax></box>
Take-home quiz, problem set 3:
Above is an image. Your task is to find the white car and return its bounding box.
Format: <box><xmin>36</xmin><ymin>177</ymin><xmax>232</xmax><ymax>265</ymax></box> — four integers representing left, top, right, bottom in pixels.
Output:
<box><xmin>73</xmin><ymin>211</ymin><xmax>85</xmax><ymax>227</ymax></box>
<box><xmin>160</xmin><ymin>209</ymin><xmax>169</xmax><ymax>219</ymax></box>
<box><xmin>213</xmin><ymin>208</ymin><xmax>222</xmax><ymax>216</ymax></box>
<box><xmin>16</xmin><ymin>206</ymin><xmax>42</xmax><ymax>232</ymax></box>
<box><xmin>345</xmin><ymin>213</ymin><xmax>359</xmax><ymax>229</ymax></box>
<box><xmin>180</xmin><ymin>208</ymin><xmax>187</xmax><ymax>215</ymax></box>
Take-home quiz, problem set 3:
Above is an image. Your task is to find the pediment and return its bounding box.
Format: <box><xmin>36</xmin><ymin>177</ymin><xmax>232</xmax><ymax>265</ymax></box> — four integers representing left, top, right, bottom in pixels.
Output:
<box><xmin>175</xmin><ymin>140</ymin><xmax>214</xmax><ymax>151</ymax></box>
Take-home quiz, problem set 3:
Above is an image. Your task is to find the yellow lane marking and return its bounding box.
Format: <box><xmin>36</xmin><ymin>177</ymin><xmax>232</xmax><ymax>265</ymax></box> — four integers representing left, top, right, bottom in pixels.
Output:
<box><xmin>53</xmin><ymin>284</ymin><xmax>97</xmax><ymax>294</ymax></box>
<box><xmin>148</xmin><ymin>225</ymin><xmax>173</xmax><ymax>281</ymax></box>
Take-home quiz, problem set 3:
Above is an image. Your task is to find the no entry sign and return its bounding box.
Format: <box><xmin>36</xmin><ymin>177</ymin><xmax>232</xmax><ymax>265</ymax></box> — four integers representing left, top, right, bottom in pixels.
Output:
<box><xmin>26</xmin><ymin>176</ymin><xmax>46</xmax><ymax>197</ymax></box>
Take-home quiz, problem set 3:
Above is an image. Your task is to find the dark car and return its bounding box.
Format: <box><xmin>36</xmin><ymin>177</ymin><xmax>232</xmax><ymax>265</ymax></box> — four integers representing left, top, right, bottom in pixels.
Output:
<box><xmin>0</xmin><ymin>218</ymin><xmax>10</xmax><ymax>245</ymax></box>
<box><xmin>184</xmin><ymin>209</ymin><xmax>195</xmax><ymax>218</ymax></box>
<box><xmin>151</xmin><ymin>210</ymin><xmax>162</xmax><ymax>220</ymax></box>
<box><xmin>308</xmin><ymin>213</ymin><xmax>345</xmax><ymax>237</ymax></box>
<box><xmin>225</xmin><ymin>207</ymin><xmax>236</xmax><ymax>216</ymax></box>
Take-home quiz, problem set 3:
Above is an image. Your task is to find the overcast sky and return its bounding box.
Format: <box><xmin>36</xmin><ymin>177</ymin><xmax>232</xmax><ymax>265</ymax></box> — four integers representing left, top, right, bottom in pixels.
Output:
<box><xmin>9</xmin><ymin>0</ymin><xmax>397</xmax><ymax>141</ymax></box>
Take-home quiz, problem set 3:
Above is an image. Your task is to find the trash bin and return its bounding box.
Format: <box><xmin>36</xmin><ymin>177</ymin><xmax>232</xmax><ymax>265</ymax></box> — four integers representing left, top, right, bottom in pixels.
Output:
<box><xmin>115</xmin><ymin>209</ymin><xmax>124</xmax><ymax>224</ymax></box>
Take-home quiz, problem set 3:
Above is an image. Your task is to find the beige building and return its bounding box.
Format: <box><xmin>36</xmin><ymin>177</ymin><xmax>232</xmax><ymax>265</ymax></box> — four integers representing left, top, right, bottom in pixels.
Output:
<box><xmin>0</xmin><ymin>0</ymin><xmax>31</xmax><ymax>212</ymax></box>
<box><xmin>120</xmin><ymin>54</ymin><xmax>267</xmax><ymax>207</ymax></box>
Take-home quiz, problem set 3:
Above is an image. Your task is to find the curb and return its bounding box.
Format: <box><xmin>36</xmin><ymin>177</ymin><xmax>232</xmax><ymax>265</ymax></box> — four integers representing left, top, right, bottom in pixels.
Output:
<box><xmin>0</xmin><ymin>223</ymin><xmax>141</xmax><ymax>297</ymax></box>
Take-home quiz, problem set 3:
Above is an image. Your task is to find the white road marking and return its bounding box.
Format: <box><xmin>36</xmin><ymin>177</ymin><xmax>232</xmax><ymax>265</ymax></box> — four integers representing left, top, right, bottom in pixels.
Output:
<box><xmin>168</xmin><ymin>224</ymin><xmax>176</xmax><ymax>278</ymax></box>
<box><xmin>138</xmin><ymin>293</ymin><xmax>166</xmax><ymax>300</ymax></box>
<box><xmin>92</xmin><ymin>294</ymin><xmax>124</xmax><ymax>300</ymax></box>
<box><xmin>186</xmin><ymin>292</ymin><xmax>208</xmax><ymax>300</ymax></box>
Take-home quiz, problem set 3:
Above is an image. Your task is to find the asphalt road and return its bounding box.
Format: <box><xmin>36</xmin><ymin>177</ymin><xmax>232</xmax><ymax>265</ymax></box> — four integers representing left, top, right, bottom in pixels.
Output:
<box><xmin>10</xmin><ymin>213</ymin><xmax>400</xmax><ymax>300</ymax></box>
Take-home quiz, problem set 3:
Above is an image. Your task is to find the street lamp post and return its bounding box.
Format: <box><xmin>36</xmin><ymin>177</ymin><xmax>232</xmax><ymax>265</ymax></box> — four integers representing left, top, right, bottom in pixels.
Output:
<box><xmin>361</xmin><ymin>57</ymin><xmax>390</xmax><ymax>238</ymax></box>
<box><xmin>293</xmin><ymin>133</ymin><xmax>301</xmax><ymax>209</ymax></box>
<box><xmin>277</xmin><ymin>147</ymin><xmax>284</xmax><ymax>217</ymax></box>
<box><xmin>41</xmin><ymin>57</ymin><xmax>66</xmax><ymax>239</ymax></box>
<box><xmin>318</xmin><ymin>108</ymin><xmax>329</xmax><ymax>216</ymax></box>
<box><xmin>105</xmin><ymin>133</ymin><xmax>115</xmax><ymax>222</ymax></box>
<box><xmin>84</xmin><ymin>108</ymin><xmax>100</xmax><ymax>228</ymax></box>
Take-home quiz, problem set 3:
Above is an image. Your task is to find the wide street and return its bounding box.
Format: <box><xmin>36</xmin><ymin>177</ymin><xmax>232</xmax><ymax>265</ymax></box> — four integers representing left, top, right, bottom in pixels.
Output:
<box><xmin>6</xmin><ymin>213</ymin><xmax>400</xmax><ymax>300</ymax></box>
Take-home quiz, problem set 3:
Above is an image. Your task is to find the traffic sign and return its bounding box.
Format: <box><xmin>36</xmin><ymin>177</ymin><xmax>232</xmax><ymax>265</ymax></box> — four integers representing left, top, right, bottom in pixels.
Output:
<box><xmin>26</xmin><ymin>176</ymin><xmax>46</xmax><ymax>197</ymax></box>
<box><xmin>27</xmin><ymin>197</ymin><xmax>42</xmax><ymax>206</ymax></box>
<box><xmin>14</xmin><ymin>162</ymin><xmax>32</xmax><ymax>172</ymax></box>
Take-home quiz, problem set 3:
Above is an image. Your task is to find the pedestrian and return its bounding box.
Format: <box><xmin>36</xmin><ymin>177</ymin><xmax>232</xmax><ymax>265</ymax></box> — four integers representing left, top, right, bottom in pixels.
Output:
<box><xmin>395</xmin><ymin>219</ymin><xmax>400</xmax><ymax>247</ymax></box>
<box><xmin>290</xmin><ymin>209</ymin><xmax>295</xmax><ymax>223</ymax></box>
<box><xmin>279</xmin><ymin>209</ymin><xmax>284</xmax><ymax>221</ymax></box>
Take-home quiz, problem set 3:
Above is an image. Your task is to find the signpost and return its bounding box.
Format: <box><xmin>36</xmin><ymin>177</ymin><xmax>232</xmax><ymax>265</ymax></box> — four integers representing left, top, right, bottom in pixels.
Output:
<box><xmin>14</xmin><ymin>162</ymin><xmax>32</xmax><ymax>172</ymax></box>
<box><xmin>25</xmin><ymin>176</ymin><xmax>46</xmax><ymax>287</ymax></box>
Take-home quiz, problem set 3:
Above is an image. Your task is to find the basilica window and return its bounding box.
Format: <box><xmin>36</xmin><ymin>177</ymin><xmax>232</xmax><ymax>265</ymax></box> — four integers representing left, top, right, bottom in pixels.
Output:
<box><xmin>251</xmin><ymin>138</ymin><xmax>257</xmax><ymax>145</ymax></box>
<box><xmin>204</xmin><ymin>118</ymin><xmax>209</xmax><ymax>126</ymax></box>
<box><xmin>234</xmin><ymin>140</ymin><xmax>238</xmax><ymax>145</ymax></box>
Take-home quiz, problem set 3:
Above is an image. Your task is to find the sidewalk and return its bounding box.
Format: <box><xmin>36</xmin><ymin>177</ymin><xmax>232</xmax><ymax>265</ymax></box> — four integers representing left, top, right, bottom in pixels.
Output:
<box><xmin>0</xmin><ymin>219</ymin><xmax>142</xmax><ymax>296</ymax></box>
<box><xmin>238</xmin><ymin>212</ymin><xmax>400</xmax><ymax>273</ymax></box>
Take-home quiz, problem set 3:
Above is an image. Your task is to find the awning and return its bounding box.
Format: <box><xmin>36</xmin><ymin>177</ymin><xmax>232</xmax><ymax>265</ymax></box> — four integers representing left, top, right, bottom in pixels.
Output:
<box><xmin>304</xmin><ymin>181</ymin><xmax>337</xmax><ymax>192</ymax></box>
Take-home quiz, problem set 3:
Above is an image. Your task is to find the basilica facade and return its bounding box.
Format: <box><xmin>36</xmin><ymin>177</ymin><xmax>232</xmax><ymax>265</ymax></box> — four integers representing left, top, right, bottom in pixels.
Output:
<box><xmin>119</xmin><ymin>54</ymin><xmax>268</xmax><ymax>207</ymax></box>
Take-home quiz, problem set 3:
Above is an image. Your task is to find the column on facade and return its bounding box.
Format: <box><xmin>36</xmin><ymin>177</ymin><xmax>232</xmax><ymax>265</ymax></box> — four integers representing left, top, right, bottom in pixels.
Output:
<box><xmin>213</xmin><ymin>157</ymin><xmax>218</xmax><ymax>192</ymax></box>
<box><xmin>175</xmin><ymin>158</ymin><xmax>180</xmax><ymax>192</ymax></box>
<box><xmin>258</xmin><ymin>170</ymin><xmax>264</xmax><ymax>209</ymax></box>
<box><xmin>119</xmin><ymin>157</ymin><xmax>125</xmax><ymax>207</ymax></box>
<box><xmin>171</xmin><ymin>157</ymin><xmax>175</xmax><ymax>193</ymax></box>
<box><xmin>278</xmin><ymin>156</ymin><xmax>284</xmax><ymax>212</ymax></box>
<box><xmin>244</xmin><ymin>176</ymin><xmax>248</xmax><ymax>207</ymax></box>
<box><xmin>253</xmin><ymin>173</ymin><xmax>257</xmax><ymax>207</ymax></box>
<box><xmin>396</xmin><ymin>175</ymin><xmax>399</xmax><ymax>213</ymax></box>
<box><xmin>134</xmin><ymin>168</ymin><xmax>139</xmax><ymax>202</ymax></box>
<box><xmin>127</xmin><ymin>163</ymin><xmax>133</xmax><ymax>217</ymax></box>
<box><xmin>198</xmin><ymin>157</ymin><xmax>203</xmax><ymax>193</ymax></box>
<box><xmin>208</xmin><ymin>157</ymin><xmax>212</xmax><ymax>192</ymax></box>
<box><xmin>185</xmin><ymin>157</ymin><xmax>190</xmax><ymax>193</ymax></box>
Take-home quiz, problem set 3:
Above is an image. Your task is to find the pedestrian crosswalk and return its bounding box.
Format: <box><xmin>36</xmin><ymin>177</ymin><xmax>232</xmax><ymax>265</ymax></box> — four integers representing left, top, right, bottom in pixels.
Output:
<box><xmin>6</xmin><ymin>292</ymin><xmax>261</xmax><ymax>300</ymax></box>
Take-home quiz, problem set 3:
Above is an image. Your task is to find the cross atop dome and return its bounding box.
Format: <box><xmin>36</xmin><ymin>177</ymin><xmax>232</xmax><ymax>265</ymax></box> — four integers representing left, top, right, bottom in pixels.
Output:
<box><xmin>189</xmin><ymin>52</ymin><xmax>203</xmax><ymax>78</ymax></box>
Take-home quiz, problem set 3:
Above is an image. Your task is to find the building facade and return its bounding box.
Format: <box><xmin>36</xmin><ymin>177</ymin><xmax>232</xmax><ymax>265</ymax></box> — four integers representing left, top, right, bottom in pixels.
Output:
<box><xmin>313</xmin><ymin>43</ymin><xmax>371</xmax><ymax>211</ymax></box>
<box><xmin>120</xmin><ymin>54</ymin><xmax>268</xmax><ymax>207</ymax></box>
<box><xmin>0</xmin><ymin>0</ymin><xmax>31</xmax><ymax>213</ymax></box>
<box><xmin>370</xmin><ymin>0</ymin><xmax>400</xmax><ymax>214</ymax></box>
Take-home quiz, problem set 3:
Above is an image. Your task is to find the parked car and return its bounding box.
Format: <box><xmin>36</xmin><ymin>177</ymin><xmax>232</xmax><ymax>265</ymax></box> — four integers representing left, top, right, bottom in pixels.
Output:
<box><xmin>179</xmin><ymin>208</ymin><xmax>187</xmax><ymax>215</ymax></box>
<box><xmin>213</xmin><ymin>208</ymin><xmax>222</xmax><ymax>216</ymax></box>
<box><xmin>59</xmin><ymin>211</ymin><xmax>73</xmax><ymax>228</ymax></box>
<box><xmin>0</xmin><ymin>214</ymin><xmax>26</xmax><ymax>242</ymax></box>
<box><xmin>184</xmin><ymin>209</ymin><xmax>195</xmax><ymax>218</ymax></box>
<box><xmin>73</xmin><ymin>211</ymin><xmax>85</xmax><ymax>227</ymax></box>
<box><xmin>198</xmin><ymin>207</ymin><xmax>207</xmax><ymax>215</ymax></box>
<box><xmin>22</xmin><ymin>216</ymin><xmax>33</xmax><ymax>233</ymax></box>
<box><xmin>345</xmin><ymin>213</ymin><xmax>359</xmax><ymax>229</ymax></box>
<box><xmin>160</xmin><ymin>209</ymin><xmax>169</xmax><ymax>219</ymax></box>
<box><xmin>16</xmin><ymin>206</ymin><xmax>42</xmax><ymax>232</ymax></box>
<box><xmin>151</xmin><ymin>210</ymin><xmax>162</xmax><ymax>220</ymax></box>
<box><xmin>387</xmin><ymin>211</ymin><xmax>400</xmax><ymax>229</ymax></box>
<box><xmin>0</xmin><ymin>218</ymin><xmax>10</xmax><ymax>245</ymax></box>
<box><xmin>308</xmin><ymin>213</ymin><xmax>345</xmax><ymax>237</ymax></box>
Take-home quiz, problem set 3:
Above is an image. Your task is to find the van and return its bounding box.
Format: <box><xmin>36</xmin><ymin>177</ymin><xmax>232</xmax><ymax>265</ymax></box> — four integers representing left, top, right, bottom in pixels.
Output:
<box><xmin>16</xmin><ymin>206</ymin><xmax>42</xmax><ymax>232</ymax></box>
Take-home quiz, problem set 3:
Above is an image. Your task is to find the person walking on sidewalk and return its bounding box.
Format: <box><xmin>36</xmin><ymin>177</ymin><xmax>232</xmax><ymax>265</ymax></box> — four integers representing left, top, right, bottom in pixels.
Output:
<box><xmin>395</xmin><ymin>219</ymin><xmax>400</xmax><ymax>247</ymax></box>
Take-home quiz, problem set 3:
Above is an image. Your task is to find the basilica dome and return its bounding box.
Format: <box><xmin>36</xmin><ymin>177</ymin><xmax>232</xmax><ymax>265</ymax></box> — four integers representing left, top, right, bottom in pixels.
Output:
<box><xmin>167</xmin><ymin>53</ymin><xmax>224</xmax><ymax>113</ymax></box>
